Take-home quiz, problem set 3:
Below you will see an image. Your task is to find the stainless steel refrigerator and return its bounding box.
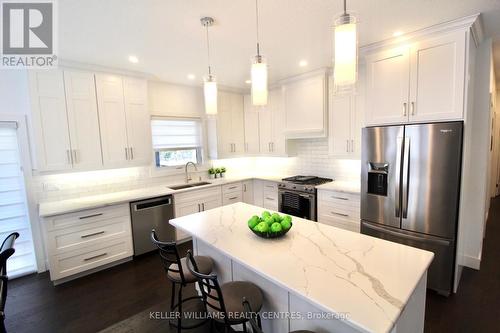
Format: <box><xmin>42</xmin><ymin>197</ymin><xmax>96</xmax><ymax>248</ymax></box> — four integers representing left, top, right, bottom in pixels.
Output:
<box><xmin>360</xmin><ymin>122</ymin><xmax>463</xmax><ymax>295</ymax></box>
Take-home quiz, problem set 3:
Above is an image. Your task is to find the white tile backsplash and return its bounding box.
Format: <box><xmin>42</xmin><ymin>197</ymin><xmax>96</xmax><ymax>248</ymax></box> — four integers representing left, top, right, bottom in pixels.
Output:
<box><xmin>32</xmin><ymin>138</ymin><xmax>360</xmax><ymax>203</ymax></box>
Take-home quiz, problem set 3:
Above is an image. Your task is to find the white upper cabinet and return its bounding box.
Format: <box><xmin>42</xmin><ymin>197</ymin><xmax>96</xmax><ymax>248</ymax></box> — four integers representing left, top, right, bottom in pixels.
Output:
<box><xmin>283</xmin><ymin>70</ymin><xmax>328</xmax><ymax>138</ymax></box>
<box><xmin>365</xmin><ymin>46</ymin><xmax>411</xmax><ymax>126</ymax></box>
<box><xmin>63</xmin><ymin>70</ymin><xmax>103</xmax><ymax>170</ymax></box>
<box><xmin>123</xmin><ymin>78</ymin><xmax>152</xmax><ymax>166</ymax></box>
<box><xmin>243</xmin><ymin>94</ymin><xmax>260</xmax><ymax>154</ymax></box>
<box><xmin>269</xmin><ymin>89</ymin><xmax>287</xmax><ymax>155</ymax></box>
<box><xmin>330</xmin><ymin>94</ymin><xmax>354</xmax><ymax>155</ymax></box>
<box><xmin>29</xmin><ymin>70</ymin><xmax>72</xmax><ymax>171</ymax></box>
<box><xmin>95</xmin><ymin>74</ymin><xmax>130</xmax><ymax>167</ymax></box>
<box><xmin>365</xmin><ymin>28</ymin><xmax>467</xmax><ymax>126</ymax></box>
<box><xmin>409</xmin><ymin>30</ymin><xmax>466</xmax><ymax>122</ymax></box>
<box><xmin>96</xmin><ymin>74</ymin><xmax>151</xmax><ymax>168</ymax></box>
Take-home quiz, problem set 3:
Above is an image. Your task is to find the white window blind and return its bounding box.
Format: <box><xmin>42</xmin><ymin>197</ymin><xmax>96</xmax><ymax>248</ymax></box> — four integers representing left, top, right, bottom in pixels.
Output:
<box><xmin>0</xmin><ymin>123</ymin><xmax>37</xmax><ymax>278</ymax></box>
<box><xmin>151</xmin><ymin>118</ymin><xmax>202</xmax><ymax>150</ymax></box>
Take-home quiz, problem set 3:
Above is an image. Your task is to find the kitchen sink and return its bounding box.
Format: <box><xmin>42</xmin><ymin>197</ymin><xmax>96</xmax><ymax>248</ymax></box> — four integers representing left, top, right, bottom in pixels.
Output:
<box><xmin>168</xmin><ymin>181</ymin><xmax>211</xmax><ymax>190</ymax></box>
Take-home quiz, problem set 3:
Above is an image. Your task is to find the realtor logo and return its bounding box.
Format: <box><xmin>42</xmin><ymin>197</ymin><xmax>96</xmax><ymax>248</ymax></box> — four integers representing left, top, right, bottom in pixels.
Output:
<box><xmin>1</xmin><ymin>0</ymin><xmax>57</xmax><ymax>68</ymax></box>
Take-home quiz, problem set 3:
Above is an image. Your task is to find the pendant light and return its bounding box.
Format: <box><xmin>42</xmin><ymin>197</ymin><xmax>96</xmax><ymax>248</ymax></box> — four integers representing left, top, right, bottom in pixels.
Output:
<box><xmin>333</xmin><ymin>0</ymin><xmax>357</xmax><ymax>89</ymax></box>
<box><xmin>251</xmin><ymin>0</ymin><xmax>268</xmax><ymax>106</ymax></box>
<box><xmin>201</xmin><ymin>17</ymin><xmax>217</xmax><ymax>115</ymax></box>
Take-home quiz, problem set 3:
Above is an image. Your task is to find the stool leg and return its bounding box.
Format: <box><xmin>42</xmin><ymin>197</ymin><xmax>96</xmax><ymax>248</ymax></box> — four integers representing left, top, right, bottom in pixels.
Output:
<box><xmin>177</xmin><ymin>284</ymin><xmax>183</xmax><ymax>333</ymax></box>
<box><xmin>170</xmin><ymin>282</ymin><xmax>176</xmax><ymax>311</ymax></box>
<box><xmin>257</xmin><ymin>313</ymin><xmax>262</xmax><ymax>329</ymax></box>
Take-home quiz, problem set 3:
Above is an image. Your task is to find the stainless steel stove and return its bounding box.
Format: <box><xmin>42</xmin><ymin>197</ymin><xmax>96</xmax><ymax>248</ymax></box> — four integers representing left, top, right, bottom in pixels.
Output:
<box><xmin>278</xmin><ymin>176</ymin><xmax>333</xmax><ymax>221</ymax></box>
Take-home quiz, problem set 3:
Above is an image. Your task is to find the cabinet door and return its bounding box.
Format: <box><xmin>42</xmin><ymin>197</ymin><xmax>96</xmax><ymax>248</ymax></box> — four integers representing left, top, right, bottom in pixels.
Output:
<box><xmin>217</xmin><ymin>92</ymin><xmax>234</xmax><ymax>156</ymax></box>
<box><xmin>242</xmin><ymin>180</ymin><xmax>254</xmax><ymax>204</ymax></box>
<box><xmin>29</xmin><ymin>70</ymin><xmax>72</xmax><ymax>171</ymax></box>
<box><xmin>270</xmin><ymin>89</ymin><xmax>287</xmax><ymax>155</ymax></box>
<box><xmin>253</xmin><ymin>179</ymin><xmax>264</xmax><ymax>207</ymax></box>
<box><xmin>174</xmin><ymin>201</ymin><xmax>200</xmax><ymax>241</ymax></box>
<box><xmin>230</xmin><ymin>93</ymin><xmax>245</xmax><ymax>154</ymax></box>
<box><xmin>243</xmin><ymin>95</ymin><xmax>260</xmax><ymax>154</ymax></box>
<box><xmin>123</xmin><ymin>78</ymin><xmax>152</xmax><ymax>166</ymax></box>
<box><xmin>258</xmin><ymin>105</ymin><xmax>273</xmax><ymax>154</ymax></box>
<box><xmin>202</xmin><ymin>196</ymin><xmax>222</xmax><ymax>211</ymax></box>
<box><xmin>283</xmin><ymin>73</ymin><xmax>327</xmax><ymax>138</ymax></box>
<box><xmin>409</xmin><ymin>31</ymin><xmax>466</xmax><ymax>122</ymax></box>
<box><xmin>329</xmin><ymin>94</ymin><xmax>352</xmax><ymax>156</ymax></box>
<box><xmin>365</xmin><ymin>46</ymin><xmax>411</xmax><ymax>125</ymax></box>
<box><xmin>64</xmin><ymin>70</ymin><xmax>103</xmax><ymax>170</ymax></box>
<box><xmin>95</xmin><ymin>74</ymin><xmax>129</xmax><ymax>168</ymax></box>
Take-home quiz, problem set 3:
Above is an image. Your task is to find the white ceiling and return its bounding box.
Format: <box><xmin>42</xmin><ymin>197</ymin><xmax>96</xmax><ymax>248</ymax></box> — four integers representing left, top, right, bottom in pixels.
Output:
<box><xmin>58</xmin><ymin>0</ymin><xmax>500</xmax><ymax>89</ymax></box>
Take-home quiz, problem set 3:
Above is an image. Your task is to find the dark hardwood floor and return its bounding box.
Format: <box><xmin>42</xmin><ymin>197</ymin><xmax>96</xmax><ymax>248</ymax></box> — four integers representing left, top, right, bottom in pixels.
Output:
<box><xmin>6</xmin><ymin>197</ymin><xmax>500</xmax><ymax>333</ymax></box>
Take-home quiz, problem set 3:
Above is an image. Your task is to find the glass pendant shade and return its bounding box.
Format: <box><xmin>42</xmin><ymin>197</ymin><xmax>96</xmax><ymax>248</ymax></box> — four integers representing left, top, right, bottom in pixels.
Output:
<box><xmin>204</xmin><ymin>75</ymin><xmax>218</xmax><ymax>115</ymax></box>
<box><xmin>251</xmin><ymin>56</ymin><xmax>268</xmax><ymax>106</ymax></box>
<box><xmin>333</xmin><ymin>14</ymin><xmax>357</xmax><ymax>88</ymax></box>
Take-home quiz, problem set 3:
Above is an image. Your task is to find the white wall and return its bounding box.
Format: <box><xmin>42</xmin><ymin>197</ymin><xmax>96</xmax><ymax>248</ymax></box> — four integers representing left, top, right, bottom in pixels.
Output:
<box><xmin>148</xmin><ymin>80</ymin><xmax>204</xmax><ymax>118</ymax></box>
<box><xmin>0</xmin><ymin>70</ymin><xmax>30</xmax><ymax>115</ymax></box>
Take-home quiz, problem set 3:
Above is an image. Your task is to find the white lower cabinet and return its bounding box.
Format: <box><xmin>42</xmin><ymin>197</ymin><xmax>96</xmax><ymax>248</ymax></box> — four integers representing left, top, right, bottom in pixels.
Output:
<box><xmin>317</xmin><ymin>189</ymin><xmax>360</xmax><ymax>232</ymax></box>
<box><xmin>41</xmin><ymin>204</ymin><xmax>133</xmax><ymax>282</ymax></box>
<box><xmin>262</xmin><ymin>181</ymin><xmax>279</xmax><ymax>211</ymax></box>
<box><xmin>174</xmin><ymin>186</ymin><xmax>222</xmax><ymax>241</ymax></box>
<box><xmin>242</xmin><ymin>180</ymin><xmax>254</xmax><ymax>204</ymax></box>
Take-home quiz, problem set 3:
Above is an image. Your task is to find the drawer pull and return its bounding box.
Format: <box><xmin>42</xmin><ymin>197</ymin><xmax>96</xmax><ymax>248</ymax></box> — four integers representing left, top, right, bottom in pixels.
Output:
<box><xmin>331</xmin><ymin>196</ymin><xmax>349</xmax><ymax>201</ymax></box>
<box><xmin>265</xmin><ymin>185</ymin><xmax>274</xmax><ymax>188</ymax></box>
<box><xmin>331</xmin><ymin>211</ymin><xmax>349</xmax><ymax>217</ymax></box>
<box><xmin>83</xmin><ymin>252</ymin><xmax>107</xmax><ymax>262</ymax></box>
<box><xmin>265</xmin><ymin>197</ymin><xmax>275</xmax><ymax>201</ymax></box>
<box><xmin>78</xmin><ymin>213</ymin><xmax>103</xmax><ymax>220</ymax></box>
<box><xmin>81</xmin><ymin>231</ymin><xmax>105</xmax><ymax>239</ymax></box>
<box><xmin>229</xmin><ymin>196</ymin><xmax>238</xmax><ymax>200</ymax></box>
<box><xmin>228</xmin><ymin>186</ymin><xmax>237</xmax><ymax>190</ymax></box>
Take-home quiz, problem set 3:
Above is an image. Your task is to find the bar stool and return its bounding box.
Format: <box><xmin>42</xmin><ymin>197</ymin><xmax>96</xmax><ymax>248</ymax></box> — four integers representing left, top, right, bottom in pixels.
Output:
<box><xmin>186</xmin><ymin>250</ymin><xmax>263</xmax><ymax>333</ymax></box>
<box><xmin>242</xmin><ymin>298</ymin><xmax>316</xmax><ymax>333</ymax></box>
<box><xmin>151</xmin><ymin>230</ymin><xmax>214</xmax><ymax>333</ymax></box>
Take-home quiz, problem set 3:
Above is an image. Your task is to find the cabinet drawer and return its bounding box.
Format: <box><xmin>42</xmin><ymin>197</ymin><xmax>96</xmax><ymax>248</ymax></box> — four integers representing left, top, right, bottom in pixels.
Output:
<box><xmin>262</xmin><ymin>181</ymin><xmax>278</xmax><ymax>191</ymax></box>
<box><xmin>318</xmin><ymin>201</ymin><xmax>360</xmax><ymax>220</ymax></box>
<box><xmin>222</xmin><ymin>182</ymin><xmax>242</xmax><ymax>194</ymax></box>
<box><xmin>318</xmin><ymin>190</ymin><xmax>360</xmax><ymax>206</ymax></box>
<box><xmin>46</xmin><ymin>215</ymin><xmax>131</xmax><ymax>255</ymax></box>
<box><xmin>223</xmin><ymin>192</ymin><xmax>242</xmax><ymax>205</ymax></box>
<box><xmin>263</xmin><ymin>197</ymin><xmax>279</xmax><ymax>211</ymax></box>
<box><xmin>174</xmin><ymin>186</ymin><xmax>221</xmax><ymax>204</ymax></box>
<box><xmin>318</xmin><ymin>213</ymin><xmax>360</xmax><ymax>233</ymax></box>
<box><xmin>44</xmin><ymin>204</ymin><xmax>130</xmax><ymax>232</ymax></box>
<box><xmin>49</xmin><ymin>237</ymin><xmax>133</xmax><ymax>281</ymax></box>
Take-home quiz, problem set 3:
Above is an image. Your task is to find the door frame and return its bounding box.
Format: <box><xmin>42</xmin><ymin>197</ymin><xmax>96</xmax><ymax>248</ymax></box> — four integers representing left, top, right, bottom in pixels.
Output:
<box><xmin>0</xmin><ymin>113</ymin><xmax>46</xmax><ymax>273</ymax></box>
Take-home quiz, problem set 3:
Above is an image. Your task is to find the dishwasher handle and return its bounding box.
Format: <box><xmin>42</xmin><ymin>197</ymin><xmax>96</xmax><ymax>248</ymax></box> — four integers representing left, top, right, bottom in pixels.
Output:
<box><xmin>132</xmin><ymin>196</ymin><xmax>173</xmax><ymax>211</ymax></box>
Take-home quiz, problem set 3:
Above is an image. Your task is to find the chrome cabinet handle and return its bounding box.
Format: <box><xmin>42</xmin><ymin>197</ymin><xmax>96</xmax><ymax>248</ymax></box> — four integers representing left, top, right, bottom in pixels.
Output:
<box><xmin>265</xmin><ymin>197</ymin><xmax>275</xmax><ymax>201</ymax></box>
<box><xmin>125</xmin><ymin>147</ymin><xmax>129</xmax><ymax>160</ymax></box>
<box><xmin>81</xmin><ymin>231</ymin><xmax>105</xmax><ymax>238</ymax></box>
<box><xmin>332</xmin><ymin>196</ymin><xmax>348</xmax><ymax>201</ymax></box>
<box><xmin>411</xmin><ymin>102</ymin><xmax>415</xmax><ymax>116</ymax></box>
<box><xmin>83</xmin><ymin>253</ymin><xmax>107</xmax><ymax>262</ymax></box>
<box><xmin>79</xmin><ymin>213</ymin><xmax>103</xmax><ymax>220</ymax></box>
<box><xmin>198</xmin><ymin>203</ymin><xmax>201</xmax><ymax>212</ymax></box>
<box><xmin>331</xmin><ymin>211</ymin><xmax>349</xmax><ymax>217</ymax></box>
<box><xmin>403</xmin><ymin>102</ymin><xmax>407</xmax><ymax>116</ymax></box>
<box><xmin>228</xmin><ymin>186</ymin><xmax>237</xmax><ymax>190</ymax></box>
<box><xmin>346</xmin><ymin>140</ymin><xmax>349</xmax><ymax>152</ymax></box>
<box><xmin>66</xmin><ymin>149</ymin><xmax>72</xmax><ymax>164</ymax></box>
<box><xmin>351</xmin><ymin>140</ymin><xmax>354</xmax><ymax>153</ymax></box>
<box><xmin>202</xmin><ymin>203</ymin><xmax>205</xmax><ymax>211</ymax></box>
<box><xmin>130</xmin><ymin>147</ymin><xmax>134</xmax><ymax>160</ymax></box>
<box><xmin>243</xmin><ymin>184</ymin><xmax>247</xmax><ymax>192</ymax></box>
<box><xmin>229</xmin><ymin>196</ymin><xmax>238</xmax><ymax>200</ymax></box>
<box><xmin>272</xmin><ymin>142</ymin><xmax>274</xmax><ymax>152</ymax></box>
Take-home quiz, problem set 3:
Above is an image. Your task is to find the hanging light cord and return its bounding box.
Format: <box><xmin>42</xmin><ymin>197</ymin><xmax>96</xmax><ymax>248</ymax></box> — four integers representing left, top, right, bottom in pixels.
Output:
<box><xmin>205</xmin><ymin>23</ymin><xmax>212</xmax><ymax>75</ymax></box>
<box><xmin>343</xmin><ymin>0</ymin><xmax>347</xmax><ymax>15</ymax></box>
<box><xmin>255</xmin><ymin>0</ymin><xmax>260</xmax><ymax>56</ymax></box>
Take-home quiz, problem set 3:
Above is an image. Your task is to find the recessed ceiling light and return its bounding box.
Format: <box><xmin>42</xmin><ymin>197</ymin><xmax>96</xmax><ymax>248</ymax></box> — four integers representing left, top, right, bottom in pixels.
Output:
<box><xmin>128</xmin><ymin>55</ymin><xmax>139</xmax><ymax>63</ymax></box>
<box><xmin>187</xmin><ymin>74</ymin><xmax>196</xmax><ymax>80</ymax></box>
<box><xmin>299</xmin><ymin>60</ymin><xmax>308</xmax><ymax>67</ymax></box>
<box><xmin>393</xmin><ymin>31</ymin><xmax>403</xmax><ymax>37</ymax></box>
<box><xmin>245</xmin><ymin>79</ymin><xmax>251</xmax><ymax>84</ymax></box>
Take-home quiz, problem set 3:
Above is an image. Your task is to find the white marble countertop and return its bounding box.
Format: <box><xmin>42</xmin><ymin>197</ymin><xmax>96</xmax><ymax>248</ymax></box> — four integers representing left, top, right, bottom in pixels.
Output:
<box><xmin>316</xmin><ymin>179</ymin><xmax>361</xmax><ymax>194</ymax></box>
<box><xmin>38</xmin><ymin>175</ymin><xmax>283</xmax><ymax>217</ymax></box>
<box><xmin>170</xmin><ymin>202</ymin><xmax>433</xmax><ymax>333</ymax></box>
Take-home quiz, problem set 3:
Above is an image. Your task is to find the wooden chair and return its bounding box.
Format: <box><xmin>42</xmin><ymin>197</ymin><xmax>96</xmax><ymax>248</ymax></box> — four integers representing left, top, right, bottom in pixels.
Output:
<box><xmin>186</xmin><ymin>250</ymin><xmax>263</xmax><ymax>333</ymax></box>
<box><xmin>0</xmin><ymin>232</ymin><xmax>20</xmax><ymax>333</ymax></box>
<box><xmin>151</xmin><ymin>230</ymin><xmax>213</xmax><ymax>333</ymax></box>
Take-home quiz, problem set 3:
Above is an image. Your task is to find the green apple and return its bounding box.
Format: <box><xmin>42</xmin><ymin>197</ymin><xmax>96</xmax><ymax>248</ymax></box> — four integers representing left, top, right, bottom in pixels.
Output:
<box><xmin>271</xmin><ymin>213</ymin><xmax>282</xmax><ymax>222</ymax></box>
<box><xmin>248</xmin><ymin>216</ymin><xmax>260</xmax><ymax>229</ymax></box>
<box><xmin>271</xmin><ymin>222</ymin><xmax>283</xmax><ymax>233</ymax></box>
<box><xmin>280</xmin><ymin>218</ymin><xmax>292</xmax><ymax>231</ymax></box>
<box><xmin>255</xmin><ymin>221</ymin><xmax>269</xmax><ymax>233</ymax></box>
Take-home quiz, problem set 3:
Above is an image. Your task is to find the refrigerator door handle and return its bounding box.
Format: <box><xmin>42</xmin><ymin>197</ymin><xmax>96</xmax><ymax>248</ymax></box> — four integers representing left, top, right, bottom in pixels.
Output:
<box><xmin>362</xmin><ymin>221</ymin><xmax>451</xmax><ymax>246</ymax></box>
<box><xmin>395</xmin><ymin>137</ymin><xmax>403</xmax><ymax>218</ymax></box>
<box><xmin>402</xmin><ymin>137</ymin><xmax>410</xmax><ymax>218</ymax></box>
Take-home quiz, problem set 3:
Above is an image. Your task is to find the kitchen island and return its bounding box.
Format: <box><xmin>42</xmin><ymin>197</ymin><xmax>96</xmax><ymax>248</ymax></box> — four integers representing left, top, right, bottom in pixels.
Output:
<box><xmin>170</xmin><ymin>202</ymin><xmax>434</xmax><ymax>333</ymax></box>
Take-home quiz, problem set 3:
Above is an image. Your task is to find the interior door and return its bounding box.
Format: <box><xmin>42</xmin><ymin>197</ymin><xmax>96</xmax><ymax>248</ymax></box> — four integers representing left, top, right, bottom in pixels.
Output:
<box><xmin>64</xmin><ymin>70</ymin><xmax>103</xmax><ymax>170</ymax></box>
<box><xmin>361</xmin><ymin>125</ymin><xmax>404</xmax><ymax>228</ymax></box>
<box><xmin>95</xmin><ymin>74</ymin><xmax>129</xmax><ymax>167</ymax></box>
<box><xmin>365</xmin><ymin>46</ymin><xmax>411</xmax><ymax>125</ymax></box>
<box><xmin>402</xmin><ymin>122</ymin><xmax>463</xmax><ymax>238</ymax></box>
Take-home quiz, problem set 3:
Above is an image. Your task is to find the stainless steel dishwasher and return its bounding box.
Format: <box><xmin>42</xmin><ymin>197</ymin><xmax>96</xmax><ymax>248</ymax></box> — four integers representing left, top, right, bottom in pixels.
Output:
<box><xmin>130</xmin><ymin>195</ymin><xmax>175</xmax><ymax>255</ymax></box>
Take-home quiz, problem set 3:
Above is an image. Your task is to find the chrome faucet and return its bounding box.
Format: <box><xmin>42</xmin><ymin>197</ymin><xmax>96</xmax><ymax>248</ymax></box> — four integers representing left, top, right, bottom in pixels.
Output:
<box><xmin>185</xmin><ymin>162</ymin><xmax>198</xmax><ymax>183</ymax></box>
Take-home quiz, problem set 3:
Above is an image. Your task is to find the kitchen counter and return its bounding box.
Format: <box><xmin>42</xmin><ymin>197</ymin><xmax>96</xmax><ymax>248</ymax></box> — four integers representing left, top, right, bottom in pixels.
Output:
<box><xmin>38</xmin><ymin>175</ymin><xmax>283</xmax><ymax>217</ymax></box>
<box><xmin>170</xmin><ymin>202</ymin><xmax>434</xmax><ymax>333</ymax></box>
<box><xmin>316</xmin><ymin>179</ymin><xmax>361</xmax><ymax>193</ymax></box>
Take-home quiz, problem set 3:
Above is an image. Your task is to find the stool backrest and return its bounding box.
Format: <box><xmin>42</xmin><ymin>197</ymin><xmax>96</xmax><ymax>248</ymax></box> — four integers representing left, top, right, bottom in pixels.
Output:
<box><xmin>150</xmin><ymin>230</ymin><xmax>186</xmax><ymax>283</ymax></box>
<box><xmin>0</xmin><ymin>232</ymin><xmax>19</xmax><ymax>314</ymax></box>
<box><xmin>186</xmin><ymin>250</ymin><xmax>228</xmax><ymax>321</ymax></box>
<box><xmin>242</xmin><ymin>298</ymin><xmax>263</xmax><ymax>333</ymax></box>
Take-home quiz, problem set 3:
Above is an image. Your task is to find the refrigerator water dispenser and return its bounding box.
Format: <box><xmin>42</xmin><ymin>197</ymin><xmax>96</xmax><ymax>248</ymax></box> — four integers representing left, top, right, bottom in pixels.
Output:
<box><xmin>367</xmin><ymin>163</ymin><xmax>388</xmax><ymax>196</ymax></box>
